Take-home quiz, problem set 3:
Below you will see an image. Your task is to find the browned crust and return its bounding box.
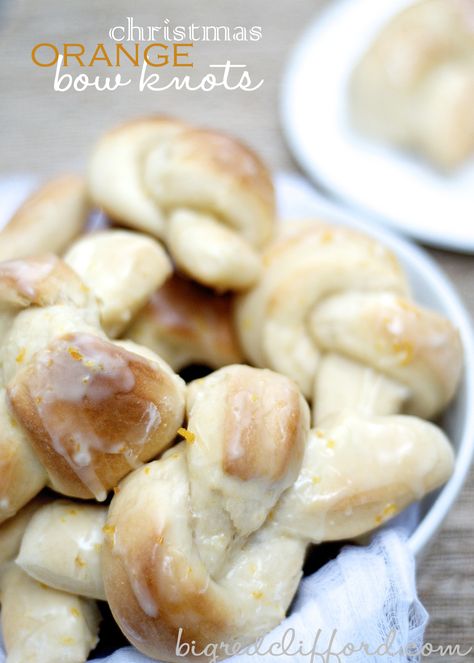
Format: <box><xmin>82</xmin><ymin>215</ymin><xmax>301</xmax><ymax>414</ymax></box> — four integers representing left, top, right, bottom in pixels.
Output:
<box><xmin>0</xmin><ymin>175</ymin><xmax>91</xmax><ymax>261</ymax></box>
<box><xmin>222</xmin><ymin>367</ymin><xmax>303</xmax><ymax>482</ymax></box>
<box><xmin>6</xmin><ymin>175</ymin><xmax>87</xmax><ymax>231</ymax></box>
<box><xmin>170</xmin><ymin>126</ymin><xmax>275</xmax><ymax>214</ymax></box>
<box><xmin>131</xmin><ymin>274</ymin><xmax>243</xmax><ymax>368</ymax></box>
<box><xmin>0</xmin><ymin>255</ymin><xmax>90</xmax><ymax>309</ymax></box>
<box><xmin>0</xmin><ymin>413</ymin><xmax>47</xmax><ymax>524</ymax></box>
<box><xmin>7</xmin><ymin>332</ymin><xmax>184</xmax><ymax>500</ymax></box>
<box><xmin>91</xmin><ymin>116</ymin><xmax>275</xmax><ymax>233</ymax></box>
<box><xmin>103</xmin><ymin>458</ymin><xmax>234</xmax><ymax>661</ymax></box>
<box><xmin>104</xmin><ymin>533</ymin><xmax>232</xmax><ymax>661</ymax></box>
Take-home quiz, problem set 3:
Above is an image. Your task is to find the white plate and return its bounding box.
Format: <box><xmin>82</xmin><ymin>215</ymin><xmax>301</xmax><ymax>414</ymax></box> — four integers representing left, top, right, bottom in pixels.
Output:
<box><xmin>281</xmin><ymin>0</ymin><xmax>474</xmax><ymax>253</ymax></box>
<box><xmin>276</xmin><ymin>172</ymin><xmax>474</xmax><ymax>557</ymax></box>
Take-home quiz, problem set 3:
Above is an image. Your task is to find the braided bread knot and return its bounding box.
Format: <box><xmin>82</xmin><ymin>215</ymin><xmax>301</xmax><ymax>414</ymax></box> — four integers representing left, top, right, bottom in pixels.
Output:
<box><xmin>0</xmin><ymin>253</ymin><xmax>185</xmax><ymax>523</ymax></box>
<box><xmin>103</xmin><ymin>365</ymin><xmax>309</xmax><ymax>660</ymax></box>
<box><xmin>87</xmin><ymin>117</ymin><xmax>276</xmax><ymax>291</ymax></box>
<box><xmin>100</xmin><ymin>364</ymin><xmax>453</xmax><ymax>661</ymax></box>
<box><xmin>0</xmin><ymin>499</ymin><xmax>101</xmax><ymax>663</ymax></box>
<box><xmin>235</xmin><ymin>221</ymin><xmax>463</xmax><ymax>422</ymax></box>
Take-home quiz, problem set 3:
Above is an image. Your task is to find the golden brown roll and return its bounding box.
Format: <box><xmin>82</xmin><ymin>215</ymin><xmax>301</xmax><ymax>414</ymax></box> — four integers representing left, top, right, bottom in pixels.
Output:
<box><xmin>98</xmin><ymin>365</ymin><xmax>453</xmax><ymax>661</ymax></box>
<box><xmin>87</xmin><ymin>116</ymin><xmax>275</xmax><ymax>291</ymax></box>
<box><xmin>235</xmin><ymin>220</ymin><xmax>463</xmax><ymax>423</ymax></box>
<box><xmin>349</xmin><ymin>0</ymin><xmax>474</xmax><ymax>169</ymax></box>
<box><xmin>17</xmin><ymin>500</ymin><xmax>107</xmax><ymax>601</ymax></box>
<box><xmin>64</xmin><ymin>229</ymin><xmax>172</xmax><ymax>337</ymax></box>
<box><xmin>126</xmin><ymin>273</ymin><xmax>243</xmax><ymax>371</ymax></box>
<box><xmin>0</xmin><ymin>254</ymin><xmax>185</xmax><ymax>523</ymax></box>
<box><xmin>0</xmin><ymin>500</ymin><xmax>100</xmax><ymax>663</ymax></box>
<box><xmin>103</xmin><ymin>365</ymin><xmax>309</xmax><ymax>661</ymax></box>
<box><xmin>0</xmin><ymin>175</ymin><xmax>91</xmax><ymax>261</ymax></box>
<box><xmin>272</xmin><ymin>412</ymin><xmax>454</xmax><ymax>542</ymax></box>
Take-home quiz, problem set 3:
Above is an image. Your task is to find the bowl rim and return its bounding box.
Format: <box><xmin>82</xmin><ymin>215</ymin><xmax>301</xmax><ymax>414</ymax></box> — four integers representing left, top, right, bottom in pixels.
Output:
<box><xmin>276</xmin><ymin>172</ymin><xmax>474</xmax><ymax>558</ymax></box>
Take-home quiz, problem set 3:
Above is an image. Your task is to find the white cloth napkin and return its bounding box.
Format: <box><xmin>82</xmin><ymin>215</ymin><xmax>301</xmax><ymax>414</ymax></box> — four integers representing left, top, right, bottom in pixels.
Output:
<box><xmin>0</xmin><ymin>175</ymin><xmax>428</xmax><ymax>662</ymax></box>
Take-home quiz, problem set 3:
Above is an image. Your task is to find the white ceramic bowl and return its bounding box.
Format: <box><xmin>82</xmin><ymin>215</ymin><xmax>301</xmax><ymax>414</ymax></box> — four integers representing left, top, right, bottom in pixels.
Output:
<box><xmin>276</xmin><ymin>172</ymin><xmax>474</xmax><ymax>557</ymax></box>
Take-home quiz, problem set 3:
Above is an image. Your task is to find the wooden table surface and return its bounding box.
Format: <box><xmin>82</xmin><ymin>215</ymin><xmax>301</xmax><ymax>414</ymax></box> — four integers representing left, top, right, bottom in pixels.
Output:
<box><xmin>1</xmin><ymin>0</ymin><xmax>473</xmax><ymax>657</ymax></box>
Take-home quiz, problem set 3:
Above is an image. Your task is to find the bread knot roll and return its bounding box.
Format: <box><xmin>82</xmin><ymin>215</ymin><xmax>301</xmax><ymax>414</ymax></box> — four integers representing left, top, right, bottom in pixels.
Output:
<box><xmin>0</xmin><ymin>501</ymin><xmax>100</xmax><ymax>663</ymax></box>
<box><xmin>235</xmin><ymin>221</ymin><xmax>463</xmax><ymax>422</ymax></box>
<box><xmin>0</xmin><ymin>175</ymin><xmax>91</xmax><ymax>262</ymax></box>
<box><xmin>8</xmin><ymin>332</ymin><xmax>185</xmax><ymax>501</ymax></box>
<box><xmin>17</xmin><ymin>500</ymin><xmax>106</xmax><ymax>601</ymax></box>
<box><xmin>0</xmin><ymin>253</ymin><xmax>92</xmax><ymax>313</ymax></box>
<box><xmin>102</xmin><ymin>365</ymin><xmax>309</xmax><ymax>660</ymax></box>
<box><xmin>64</xmin><ymin>229</ymin><xmax>172</xmax><ymax>337</ymax></box>
<box><xmin>87</xmin><ymin>117</ymin><xmax>275</xmax><ymax>291</ymax></box>
<box><xmin>91</xmin><ymin>363</ymin><xmax>453</xmax><ymax>660</ymax></box>
<box><xmin>126</xmin><ymin>273</ymin><xmax>243</xmax><ymax>371</ymax></box>
<box><xmin>272</xmin><ymin>412</ymin><xmax>454</xmax><ymax>543</ymax></box>
<box><xmin>349</xmin><ymin>0</ymin><xmax>474</xmax><ymax>169</ymax></box>
<box><xmin>0</xmin><ymin>254</ymin><xmax>185</xmax><ymax>522</ymax></box>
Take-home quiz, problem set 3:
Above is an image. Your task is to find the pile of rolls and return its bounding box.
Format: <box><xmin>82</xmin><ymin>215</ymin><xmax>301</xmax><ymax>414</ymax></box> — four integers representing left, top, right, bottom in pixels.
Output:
<box><xmin>0</xmin><ymin>116</ymin><xmax>463</xmax><ymax>663</ymax></box>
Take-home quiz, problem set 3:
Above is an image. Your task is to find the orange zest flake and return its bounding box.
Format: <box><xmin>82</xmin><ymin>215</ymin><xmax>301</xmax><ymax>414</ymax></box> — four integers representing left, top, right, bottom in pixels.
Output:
<box><xmin>252</xmin><ymin>591</ymin><xmax>264</xmax><ymax>600</ymax></box>
<box><xmin>156</xmin><ymin>535</ymin><xmax>164</xmax><ymax>545</ymax></box>
<box><xmin>320</xmin><ymin>229</ymin><xmax>333</xmax><ymax>244</ymax></box>
<box><xmin>68</xmin><ymin>346</ymin><xmax>84</xmax><ymax>362</ymax></box>
<box><xmin>375</xmin><ymin>503</ymin><xmax>398</xmax><ymax>525</ymax></box>
<box><xmin>392</xmin><ymin>340</ymin><xmax>414</xmax><ymax>366</ymax></box>
<box><xmin>102</xmin><ymin>524</ymin><xmax>116</xmax><ymax>536</ymax></box>
<box><xmin>60</xmin><ymin>636</ymin><xmax>76</xmax><ymax>646</ymax></box>
<box><xmin>75</xmin><ymin>554</ymin><xmax>86</xmax><ymax>568</ymax></box>
<box><xmin>315</xmin><ymin>429</ymin><xmax>325</xmax><ymax>439</ymax></box>
<box><xmin>70</xmin><ymin>607</ymin><xmax>80</xmax><ymax>618</ymax></box>
<box><xmin>144</xmin><ymin>466</ymin><xmax>151</xmax><ymax>475</ymax></box>
<box><xmin>15</xmin><ymin>347</ymin><xmax>26</xmax><ymax>363</ymax></box>
<box><xmin>177</xmin><ymin>427</ymin><xmax>195</xmax><ymax>444</ymax></box>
